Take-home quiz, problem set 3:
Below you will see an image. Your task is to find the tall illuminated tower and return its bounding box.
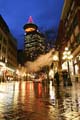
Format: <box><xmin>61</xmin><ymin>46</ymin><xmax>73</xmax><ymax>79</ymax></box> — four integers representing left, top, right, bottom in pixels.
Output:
<box><xmin>23</xmin><ymin>16</ymin><xmax>45</xmax><ymax>61</ymax></box>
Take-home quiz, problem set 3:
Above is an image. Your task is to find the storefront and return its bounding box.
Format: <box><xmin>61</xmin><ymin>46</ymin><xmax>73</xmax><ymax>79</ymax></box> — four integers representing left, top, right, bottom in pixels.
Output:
<box><xmin>62</xmin><ymin>53</ymin><xmax>80</xmax><ymax>81</ymax></box>
<box><xmin>73</xmin><ymin>53</ymin><xmax>80</xmax><ymax>81</ymax></box>
<box><xmin>62</xmin><ymin>60</ymin><xmax>74</xmax><ymax>75</ymax></box>
<box><xmin>0</xmin><ymin>61</ymin><xmax>15</xmax><ymax>82</ymax></box>
<box><xmin>0</xmin><ymin>61</ymin><xmax>6</xmax><ymax>82</ymax></box>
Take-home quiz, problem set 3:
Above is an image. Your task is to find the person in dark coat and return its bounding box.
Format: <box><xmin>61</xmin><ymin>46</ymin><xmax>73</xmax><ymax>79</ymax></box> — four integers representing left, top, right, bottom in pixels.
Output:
<box><xmin>62</xmin><ymin>71</ymin><xmax>68</xmax><ymax>86</ymax></box>
<box><xmin>54</xmin><ymin>71</ymin><xmax>60</xmax><ymax>86</ymax></box>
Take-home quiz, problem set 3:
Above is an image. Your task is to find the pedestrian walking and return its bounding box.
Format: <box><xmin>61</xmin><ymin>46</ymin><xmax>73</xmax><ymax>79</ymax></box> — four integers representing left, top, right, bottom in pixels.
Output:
<box><xmin>54</xmin><ymin>71</ymin><xmax>60</xmax><ymax>86</ymax></box>
<box><xmin>62</xmin><ymin>70</ymin><xmax>68</xmax><ymax>86</ymax></box>
<box><xmin>67</xmin><ymin>73</ymin><xmax>72</xmax><ymax>86</ymax></box>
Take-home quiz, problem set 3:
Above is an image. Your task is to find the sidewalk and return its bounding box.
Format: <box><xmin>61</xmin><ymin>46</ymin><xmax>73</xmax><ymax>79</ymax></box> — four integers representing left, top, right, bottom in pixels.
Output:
<box><xmin>0</xmin><ymin>81</ymin><xmax>80</xmax><ymax>120</ymax></box>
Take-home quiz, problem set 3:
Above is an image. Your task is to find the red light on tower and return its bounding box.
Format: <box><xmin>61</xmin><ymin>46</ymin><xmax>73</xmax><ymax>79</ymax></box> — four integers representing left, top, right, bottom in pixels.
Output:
<box><xmin>23</xmin><ymin>16</ymin><xmax>38</xmax><ymax>33</ymax></box>
<box><xmin>28</xmin><ymin>16</ymin><xmax>33</xmax><ymax>23</ymax></box>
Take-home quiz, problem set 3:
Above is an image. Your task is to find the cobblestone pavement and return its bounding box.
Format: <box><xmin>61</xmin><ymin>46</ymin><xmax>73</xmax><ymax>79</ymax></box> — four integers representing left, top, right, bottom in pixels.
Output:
<box><xmin>0</xmin><ymin>80</ymin><xmax>80</xmax><ymax>120</ymax></box>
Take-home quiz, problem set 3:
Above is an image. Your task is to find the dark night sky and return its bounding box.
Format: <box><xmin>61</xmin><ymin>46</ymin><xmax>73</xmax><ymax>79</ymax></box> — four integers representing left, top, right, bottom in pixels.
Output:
<box><xmin>0</xmin><ymin>0</ymin><xmax>64</xmax><ymax>49</ymax></box>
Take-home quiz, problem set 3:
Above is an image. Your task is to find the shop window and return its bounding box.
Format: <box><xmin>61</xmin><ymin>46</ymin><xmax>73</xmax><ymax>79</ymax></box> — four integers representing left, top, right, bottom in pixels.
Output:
<box><xmin>71</xmin><ymin>1</ymin><xmax>75</xmax><ymax>11</ymax></box>
<box><xmin>67</xmin><ymin>27</ymin><xmax>72</xmax><ymax>38</ymax></box>
<box><xmin>3</xmin><ymin>38</ymin><xmax>7</xmax><ymax>45</ymax></box>
<box><xmin>75</xmin><ymin>64</ymin><xmax>79</xmax><ymax>75</ymax></box>
<box><xmin>76</xmin><ymin>33</ymin><xmax>80</xmax><ymax>44</ymax></box>
<box><xmin>70</xmin><ymin>34</ymin><xmax>74</xmax><ymax>43</ymax></box>
<box><xmin>2</xmin><ymin>56</ymin><xmax>5</xmax><ymax>62</ymax></box>
<box><xmin>73</xmin><ymin>15</ymin><xmax>78</xmax><ymax>29</ymax></box>
<box><xmin>0</xmin><ymin>34</ymin><xmax>2</xmax><ymax>41</ymax></box>
<box><xmin>2</xmin><ymin>47</ymin><xmax>6</xmax><ymax>53</ymax></box>
<box><xmin>74</xmin><ymin>25</ymin><xmax>79</xmax><ymax>36</ymax></box>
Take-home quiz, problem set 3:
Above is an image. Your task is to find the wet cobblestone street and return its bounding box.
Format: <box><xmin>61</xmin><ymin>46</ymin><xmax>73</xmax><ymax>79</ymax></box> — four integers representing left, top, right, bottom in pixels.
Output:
<box><xmin>0</xmin><ymin>81</ymin><xmax>80</xmax><ymax>120</ymax></box>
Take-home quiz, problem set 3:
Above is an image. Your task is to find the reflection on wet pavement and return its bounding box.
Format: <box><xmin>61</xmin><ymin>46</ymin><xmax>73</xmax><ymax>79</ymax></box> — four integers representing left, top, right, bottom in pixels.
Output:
<box><xmin>0</xmin><ymin>81</ymin><xmax>80</xmax><ymax>120</ymax></box>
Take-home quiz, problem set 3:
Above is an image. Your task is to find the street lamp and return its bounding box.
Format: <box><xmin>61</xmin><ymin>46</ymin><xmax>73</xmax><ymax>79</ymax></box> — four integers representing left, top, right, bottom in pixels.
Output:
<box><xmin>52</xmin><ymin>51</ymin><xmax>59</xmax><ymax>73</ymax></box>
<box><xmin>62</xmin><ymin>47</ymin><xmax>73</xmax><ymax>73</ymax></box>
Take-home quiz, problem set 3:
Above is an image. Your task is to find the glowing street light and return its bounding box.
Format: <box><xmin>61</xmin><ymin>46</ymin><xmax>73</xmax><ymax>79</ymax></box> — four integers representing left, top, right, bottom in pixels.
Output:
<box><xmin>53</xmin><ymin>55</ymin><xmax>59</xmax><ymax>61</ymax></box>
<box><xmin>62</xmin><ymin>47</ymin><xmax>73</xmax><ymax>72</ymax></box>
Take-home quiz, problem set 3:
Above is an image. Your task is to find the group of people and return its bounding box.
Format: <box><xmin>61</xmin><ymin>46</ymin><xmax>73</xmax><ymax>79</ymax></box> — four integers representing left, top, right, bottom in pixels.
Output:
<box><xmin>53</xmin><ymin>70</ymin><xmax>72</xmax><ymax>87</ymax></box>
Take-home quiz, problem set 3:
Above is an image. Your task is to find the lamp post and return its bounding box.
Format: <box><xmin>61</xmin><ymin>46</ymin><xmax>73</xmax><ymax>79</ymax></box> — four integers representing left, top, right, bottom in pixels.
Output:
<box><xmin>48</xmin><ymin>52</ymin><xmax>59</xmax><ymax>85</ymax></box>
<box><xmin>62</xmin><ymin>47</ymin><xmax>73</xmax><ymax>73</ymax></box>
<box><xmin>52</xmin><ymin>52</ymin><xmax>59</xmax><ymax>73</ymax></box>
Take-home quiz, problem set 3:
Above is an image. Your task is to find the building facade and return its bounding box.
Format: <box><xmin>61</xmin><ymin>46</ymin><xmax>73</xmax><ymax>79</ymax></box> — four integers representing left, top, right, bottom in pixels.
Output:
<box><xmin>23</xmin><ymin>16</ymin><xmax>46</xmax><ymax>61</ymax></box>
<box><xmin>0</xmin><ymin>15</ymin><xmax>17</xmax><ymax>81</ymax></box>
<box><xmin>56</xmin><ymin>0</ymin><xmax>80</xmax><ymax>80</ymax></box>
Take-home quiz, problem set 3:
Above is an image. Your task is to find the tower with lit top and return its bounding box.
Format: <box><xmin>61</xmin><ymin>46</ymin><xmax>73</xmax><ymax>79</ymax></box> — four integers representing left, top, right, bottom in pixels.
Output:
<box><xmin>23</xmin><ymin>16</ymin><xmax>45</xmax><ymax>61</ymax></box>
<box><xmin>24</xmin><ymin>16</ymin><xmax>38</xmax><ymax>33</ymax></box>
